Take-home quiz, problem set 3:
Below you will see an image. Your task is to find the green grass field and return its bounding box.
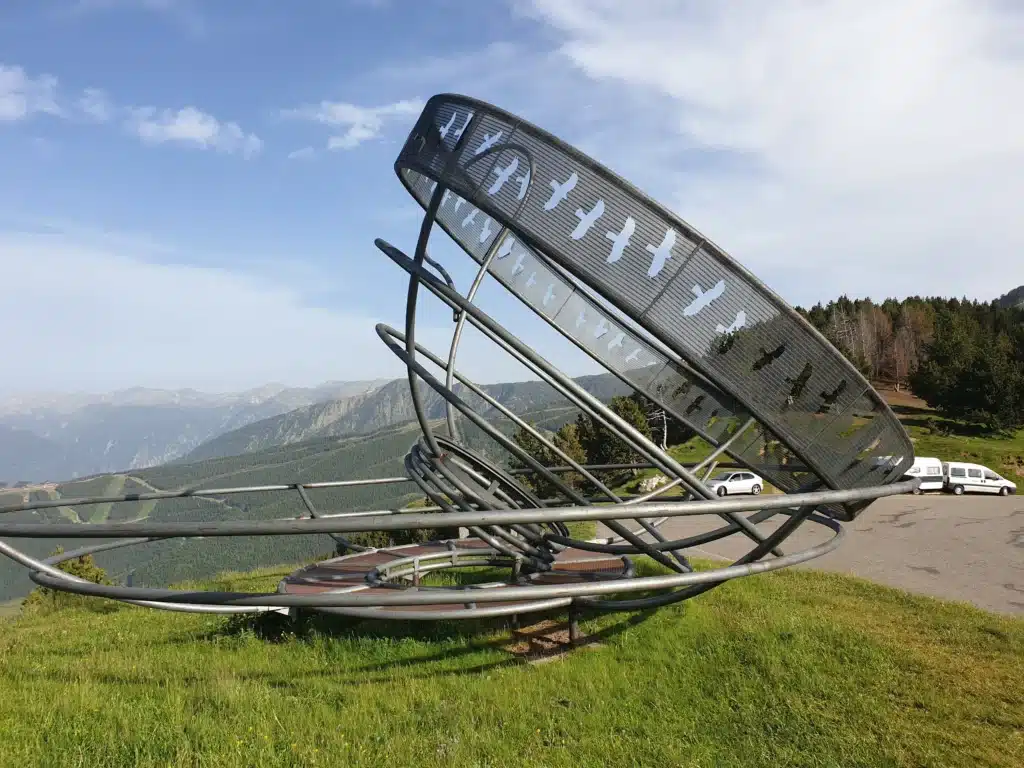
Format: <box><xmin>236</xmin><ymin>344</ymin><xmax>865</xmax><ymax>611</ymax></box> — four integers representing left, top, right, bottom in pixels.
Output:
<box><xmin>883</xmin><ymin>391</ymin><xmax>1024</xmax><ymax>485</ymax></box>
<box><xmin>1</xmin><ymin>559</ymin><xmax>1020</xmax><ymax>767</ymax></box>
<box><xmin>1</xmin><ymin>390</ymin><xmax>1022</xmax><ymax>764</ymax></box>
<box><xmin>906</xmin><ymin>424</ymin><xmax>1024</xmax><ymax>480</ymax></box>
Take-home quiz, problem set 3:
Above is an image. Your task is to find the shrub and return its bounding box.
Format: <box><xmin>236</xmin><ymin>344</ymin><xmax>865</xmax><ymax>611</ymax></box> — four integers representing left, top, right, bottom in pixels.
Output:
<box><xmin>22</xmin><ymin>547</ymin><xmax>119</xmax><ymax>616</ymax></box>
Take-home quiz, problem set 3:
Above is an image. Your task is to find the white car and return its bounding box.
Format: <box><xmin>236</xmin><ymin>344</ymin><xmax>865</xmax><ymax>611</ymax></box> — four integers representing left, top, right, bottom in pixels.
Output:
<box><xmin>707</xmin><ymin>470</ymin><xmax>763</xmax><ymax>497</ymax></box>
<box><xmin>942</xmin><ymin>461</ymin><xmax>1018</xmax><ymax>496</ymax></box>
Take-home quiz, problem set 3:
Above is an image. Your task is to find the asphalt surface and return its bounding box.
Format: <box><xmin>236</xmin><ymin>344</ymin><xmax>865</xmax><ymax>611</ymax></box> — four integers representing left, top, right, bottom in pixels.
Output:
<box><xmin>598</xmin><ymin>492</ymin><xmax>1024</xmax><ymax>616</ymax></box>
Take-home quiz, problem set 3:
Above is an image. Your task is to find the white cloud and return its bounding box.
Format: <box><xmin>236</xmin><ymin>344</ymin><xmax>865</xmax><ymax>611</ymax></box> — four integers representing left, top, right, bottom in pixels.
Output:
<box><xmin>0</xmin><ymin>231</ymin><xmax>401</xmax><ymax>393</ymax></box>
<box><xmin>77</xmin><ymin>87</ymin><xmax>112</xmax><ymax>122</ymax></box>
<box><xmin>2</xmin><ymin>62</ymin><xmax>260</xmax><ymax>159</ymax></box>
<box><xmin>283</xmin><ymin>99</ymin><xmax>423</xmax><ymax>151</ymax></box>
<box><xmin>516</xmin><ymin>0</ymin><xmax>1024</xmax><ymax>305</ymax></box>
<box><xmin>0</xmin><ymin>227</ymin><xmax>578</xmax><ymax>394</ymax></box>
<box><xmin>287</xmin><ymin>146</ymin><xmax>315</xmax><ymax>160</ymax></box>
<box><xmin>0</xmin><ymin>64</ymin><xmax>61</xmax><ymax>122</ymax></box>
<box><xmin>126</xmin><ymin>105</ymin><xmax>263</xmax><ymax>157</ymax></box>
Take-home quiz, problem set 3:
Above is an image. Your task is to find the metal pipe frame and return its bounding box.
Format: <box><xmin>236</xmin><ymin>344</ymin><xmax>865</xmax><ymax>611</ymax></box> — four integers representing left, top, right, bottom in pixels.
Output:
<box><xmin>374</xmin><ymin>244</ymin><xmax>784</xmax><ymax>558</ymax></box>
<box><xmin>0</xmin><ymin>480</ymin><xmax>915</xmax><ymax>618</ymax></box>
<box><xmin>23</xmin><ymin>509</ymin><xmax>848</xmax><ymax>607</ymax></box>
<box><xmin>0</xmin><ymin>92</ymin><xmax>919</xmax><ymax>625</ymax></box>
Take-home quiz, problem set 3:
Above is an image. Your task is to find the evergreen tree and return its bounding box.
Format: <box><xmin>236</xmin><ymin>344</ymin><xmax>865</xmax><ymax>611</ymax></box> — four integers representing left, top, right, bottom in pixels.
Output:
<box><xmin>508</xmin><ymin>421</ymin><xmax>592</xmax><ymax>500</ymax></box>
<box><xmin>551</xmin><ymin>421</ymin><xmax>588</xmax><ymax>493</ymax></box>
<box><xmin>574</xmin><ymin>395</ymin><xmax>654</xmax><ymax>484</ymax></box>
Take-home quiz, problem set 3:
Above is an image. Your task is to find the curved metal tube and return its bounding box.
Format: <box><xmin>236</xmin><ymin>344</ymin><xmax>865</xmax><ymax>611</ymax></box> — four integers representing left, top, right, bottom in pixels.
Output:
<box><xmin>25</xmin><ymin>511</ymin><xmax>846</xmax><ymax>608</ymax></box>
<box><xmin>442</xmin><ymin>144</ymin><xmax>537</xmax><ymax>441</ymax></box>
<box><xmin>0</xmin><ymin>93</ymin><xmax>920</xmax><ymax>626</ymax></box>
<box><xmin>376</xmin><ymin>242</ymin><xmax>783</xmax><ymax>556</ymax></box>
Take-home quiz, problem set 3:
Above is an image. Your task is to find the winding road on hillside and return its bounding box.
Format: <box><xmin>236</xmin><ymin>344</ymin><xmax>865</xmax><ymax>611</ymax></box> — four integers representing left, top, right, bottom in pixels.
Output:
<box><xmin>600</xmin><ymin>494</ymin><xmax>1024</xmax><ymax>615</ymax></box>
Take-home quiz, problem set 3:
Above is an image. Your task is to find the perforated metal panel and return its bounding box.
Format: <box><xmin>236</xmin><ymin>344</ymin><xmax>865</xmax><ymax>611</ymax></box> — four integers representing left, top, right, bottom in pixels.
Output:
<box><xmin>394</xmin><ymin>95</ymin><xmax>914</xmax><ymax>520</ymax></box>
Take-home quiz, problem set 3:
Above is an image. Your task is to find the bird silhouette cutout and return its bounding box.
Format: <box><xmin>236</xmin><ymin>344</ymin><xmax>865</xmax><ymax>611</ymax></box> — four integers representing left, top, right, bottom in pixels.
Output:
<box><xmin>439</xmin><ymin>112</ymin><xmax>456</xmax><ymax>139</ymax></box>
<box><xmin>511</xmin><ymin>253</ymin><xmax>526</xmax><ymax>276</ymax></box>
<box><xmin>542</xmin><ymin>284</ymin><xmax>556</xmax><ymax>306</ymax></box>
<box><xmin>716</xmin><ymin>311</ymin><xmax>746</xmax><ymax>335</ymax></box>
<box><xmin>685</xmin><ymin>394</ymin><xmax>706</xmax><ymax>416</ymax></box>
<box><xmin>544</xmin><ymin>172</ymin><xmax>578</xmax><ymax>211</ymax></box>
<box><xmin>841</xmin><ymin>457</ymin><xmax>862</xmax><ymax>474</ymax></box>
<box><xmin>488</xmin><ymin>157</ymin><xmax>519</xmax><ymax>195</ymax></box>
<box><xmin>593</xmin><ymin>318</ymin><xmax>610</xmax><ymax>339</ymax></box>
<box><xmin>653</xmin><ymin>378</ymin><xmax>673</xmax><ymax>398</ymax></box>
<box><xmin>525</xmin><ymin>271</ymin><xmax>537</xmax><ymax>289</ymax></box>
<box><xmin>816</xmin><ymin>380</ymin><xmax>848</xmax><ymax>413</ymax></box>
<box><xmin>607</xmin><ymin>332</ymin><xmax>625</xmax><ymax>351</ymax></box>
<box><xmin>645</xmin><ymin>229</ymin><xmax>677</xmax><ymax>278</ymax></box>
<box><xmin>752</xmin><ymin>344</ymin><xmax>787</xmax><ymax>371</ymax></box>
<box><xmin>407</xmin><ymin>130</ymin><xmax>428</xmax><ymax>155</ymax></box>
<box><xmin>671</xmin><ymin>380</ymin><xmax>693</xmax><ymax>400</ymax></box>
<box><xmin>683</xmin><ymin>280</ymin><xmax>726</xmax><ymax>317</ymax></box>
<box><xmin>473</xmin><ymin>131</ymin><xmax>503</xmax><ymax>156</ymax></box>
<box><xmin>571</xmin><ymin>199</ymin><xmax>605</xmax><ymax>240</ymax></box>
<box><xmin>575</xmin><ymin>309</ymin><xmax>587</xmax><ymax>328</ymax></box>
<box><xmin>496</xmin><ymin>236</ymin><xmax>514</xmax><ymax>259</ymax></box>
<box><xmin>461</xmin><ymin>209</ymin><xmax>477</xmax><ymax>229</ymax></box>
<box><xmin>478</xmin><ymin>218</ymin><xmax>493</xmax><ymax>243</ymax></box>
<box><xmin>624</xmin><ymin>348</ymin><xmax>642</xmax><ymax>364</ymax></box>
<box><xmin>785</xmin><ymin>363</ymin><xmax>814</xmax><ymax>400</ymax></box>
<box><xmin>453</xmin><ymin>111</ymin><xmax>473</xmax><ymax>140</ymax></box>
<box><xmin>606</xmin><ymin>217</ymin><xmax>635</xmax><ymax>264</ymax></box>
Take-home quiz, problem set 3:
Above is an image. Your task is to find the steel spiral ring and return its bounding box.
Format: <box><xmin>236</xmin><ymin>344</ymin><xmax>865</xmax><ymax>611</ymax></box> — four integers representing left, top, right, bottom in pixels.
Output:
<box><xmin>0</xmin><ymin>94</ymin><xmax>917</xmax><ymax>623</ymax></box>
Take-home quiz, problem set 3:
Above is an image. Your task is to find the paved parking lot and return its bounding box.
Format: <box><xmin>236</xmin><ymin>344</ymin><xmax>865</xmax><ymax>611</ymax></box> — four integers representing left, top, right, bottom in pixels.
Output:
<box><xmin>599</xmin><ymin>493</ymin><xmax>1024</xmax><ymax>615</ymax></box>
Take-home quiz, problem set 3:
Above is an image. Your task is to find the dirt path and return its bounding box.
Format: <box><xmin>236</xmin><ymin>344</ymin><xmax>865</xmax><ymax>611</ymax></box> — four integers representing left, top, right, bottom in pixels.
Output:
<box><xmin>125</xmin><ymin>474</ymin><xmax>235</xmax><ymax>513</ymax></box>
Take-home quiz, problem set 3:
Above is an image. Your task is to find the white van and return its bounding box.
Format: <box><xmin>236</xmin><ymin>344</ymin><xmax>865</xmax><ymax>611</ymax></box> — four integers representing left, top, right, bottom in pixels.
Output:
<box><xmin>941</xmin><ymin>461</ymin><xmax>1018</xmax><ymax>496</ymax></box>
<box><xmin>900</xmin><ymin>456</ymin><xmax>944</xmax><ymax>494</ymax></box>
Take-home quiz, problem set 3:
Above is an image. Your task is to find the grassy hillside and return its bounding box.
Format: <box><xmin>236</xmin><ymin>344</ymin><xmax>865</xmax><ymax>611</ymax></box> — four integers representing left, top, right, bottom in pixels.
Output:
<box><xmin>0</xmin><ymin>559</ymin><xmax>1020</xmax><ymax>767</ymax></box>
<box><xmin>0</xmin><ymin>421</ymin><xmax>433</xmax><ymax>603</ymax></box>
<box><xmin>878</xmin><ymin>387</ymin><xmax>1024</xmax><ymax>479</ymax></box>
<box><xmin>0</xmin><ymin>399</ymin><xmax>581</xmax><ymax>603</ymax></box>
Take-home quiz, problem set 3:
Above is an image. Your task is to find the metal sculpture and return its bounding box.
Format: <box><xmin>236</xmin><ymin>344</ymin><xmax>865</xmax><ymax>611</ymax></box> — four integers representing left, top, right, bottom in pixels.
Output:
<box><xmin>0</xmin><ymin>95</ymin><xmax>917</xmax><ymax>624</ymax></box>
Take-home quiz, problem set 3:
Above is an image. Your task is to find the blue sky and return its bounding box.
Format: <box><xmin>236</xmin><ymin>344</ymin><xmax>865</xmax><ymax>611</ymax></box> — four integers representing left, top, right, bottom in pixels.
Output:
<box><xmin>2</xmin><ymin>0</ymin><xmax>1022</xmax><ymax>395</ymax></box>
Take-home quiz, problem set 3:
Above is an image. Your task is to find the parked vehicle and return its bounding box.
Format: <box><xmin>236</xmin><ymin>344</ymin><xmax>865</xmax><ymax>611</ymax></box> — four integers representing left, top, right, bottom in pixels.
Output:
<box><xmin>941</xmin><ymin>461</ymin><xmax>1018</xmax><ymax>496</ymax></box>
<box><xmin>900</xmin><ymin>456</ymin><xmax>945</xmax><ymax>494</ymax></box>
<box><xmin>707</xmin><ymin>470</ymin><xmax>763</xmax><ymax>497</ymax></box>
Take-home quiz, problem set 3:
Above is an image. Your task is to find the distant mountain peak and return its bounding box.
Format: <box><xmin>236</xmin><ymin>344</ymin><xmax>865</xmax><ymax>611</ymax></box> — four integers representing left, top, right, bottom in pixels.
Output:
<box><xmin>997</xmin><ymin>285</ymin><xmax>1024</xmax><ymax>309</ymax></box>
<box><xmin>181</xmin><ymin>372</ymin><xmax>631</xmax><ymax>464</ymax></box>
<box><xmin>0</xmin><ymin>378</ymin><xmax>393</xmax><ymax>482</ymax></box>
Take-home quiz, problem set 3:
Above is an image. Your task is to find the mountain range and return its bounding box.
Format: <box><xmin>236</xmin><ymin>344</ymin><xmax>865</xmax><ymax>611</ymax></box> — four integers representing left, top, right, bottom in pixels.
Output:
<box><xmin>183</xmin><ymin>373</ymin><xmax>629</xmax><ymax>463</ymax></box>
<box><xmin>0</xmin><ymin>372</ymin><xmax>629</xmax><ymax>485</ymax></box>
<box><xmin>0</xmin><ymin>380</ymin><xmax>388</xmax><ymax>483</ymax></box>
